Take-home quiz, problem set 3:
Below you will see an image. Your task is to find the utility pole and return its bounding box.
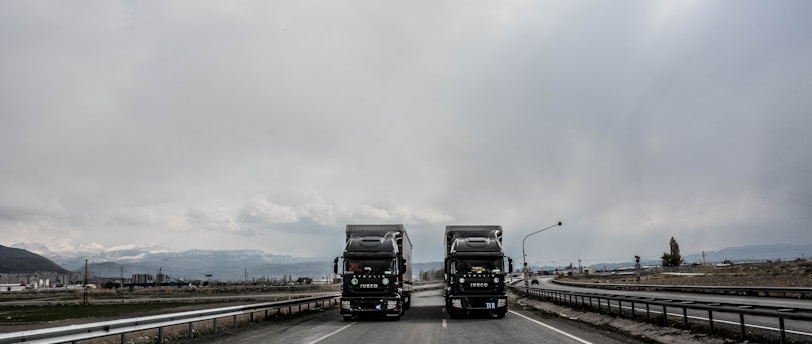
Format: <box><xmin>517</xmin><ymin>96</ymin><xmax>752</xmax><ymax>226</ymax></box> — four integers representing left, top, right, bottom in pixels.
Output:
<box><xmin>83</xmin><ymin>259</ymin><xmax>89</xmax><ymax>305</ymax></box>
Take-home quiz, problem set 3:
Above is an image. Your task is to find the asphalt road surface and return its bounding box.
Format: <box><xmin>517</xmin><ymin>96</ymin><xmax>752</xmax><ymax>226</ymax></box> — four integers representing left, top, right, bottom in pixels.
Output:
<box><xmin>190</xmin><ymin>289</ymin><xmax>644</xmax><ymax>344</ymax></box>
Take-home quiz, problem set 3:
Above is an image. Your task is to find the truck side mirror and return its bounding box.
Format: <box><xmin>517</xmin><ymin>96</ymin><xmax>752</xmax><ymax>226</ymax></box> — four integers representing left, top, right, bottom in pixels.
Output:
<box><xmin>508</xmin><ymin>257</ymin><xmax>513</xmax><ymax>273</ymax></box>
<box><xmin>400</xmin><ymin>259</ymin><xmax>407</xmax><ymax>274</ymax></box>
<box><xmin>333</xmin><ymin>257</ymin><xmax>339</xmax><ymax>275</ymax></box>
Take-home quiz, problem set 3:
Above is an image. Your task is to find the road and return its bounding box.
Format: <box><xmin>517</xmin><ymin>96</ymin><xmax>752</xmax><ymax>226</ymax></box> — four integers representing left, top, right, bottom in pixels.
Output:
<box><xmin>527</xmin><ymin>276</ymin><xmax>812</xmax><ymax>340</ymax></box>
<box><xmin>191</xmin><ymin>289</ymin><xmax>644</xmax><ymax>344</ymax></box>
<box><xmin>531</xmin><ymin>276</ymin><xmax>812</xmax><ymax>310</ymax></box>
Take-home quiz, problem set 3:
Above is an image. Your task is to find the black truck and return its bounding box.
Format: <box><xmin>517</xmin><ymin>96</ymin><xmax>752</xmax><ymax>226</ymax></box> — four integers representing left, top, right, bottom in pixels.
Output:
<box><xmin>334</xmin><ymin>224</ymin><xmax>413</xmax><ymax>320</ymax></box>
<box><xmin>444</xmin><ymin>225</ymin><xmax>513</xmax><ymax>318</ymax></box>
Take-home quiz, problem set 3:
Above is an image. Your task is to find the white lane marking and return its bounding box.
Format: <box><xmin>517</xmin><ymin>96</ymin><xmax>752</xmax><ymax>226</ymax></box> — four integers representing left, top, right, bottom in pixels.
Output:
<box><xmin>442</xmin><ymin>319</ymin><xmax>447</xmax><ymax>328</ymax></box>
<box><xmin>509</xmin><ymin>310</ymin><xmax>594</xmax><ymax>344</ymax></box>
<box><xmin>306</xmin><ymin>322</ymin><xmax>354</xmax><ymax>344</ymax></box>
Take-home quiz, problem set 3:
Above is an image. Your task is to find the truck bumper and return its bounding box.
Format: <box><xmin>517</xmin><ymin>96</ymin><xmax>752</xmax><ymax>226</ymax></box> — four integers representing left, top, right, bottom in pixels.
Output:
<box><xmin>447</xmin><ymin>295</ymin><xmax>508</xmax><ymax>315</ymax></box>
<box><xmin>340</xmin><ymin>297</ymin><xmax>402</xmax><ymax>317</ymax></box>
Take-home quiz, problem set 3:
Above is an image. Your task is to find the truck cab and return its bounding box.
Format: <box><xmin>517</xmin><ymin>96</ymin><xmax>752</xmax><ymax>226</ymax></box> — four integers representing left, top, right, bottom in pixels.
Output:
<box><xmin>334</xmin><ymin>225</ymin><xmax>412</xmax><ymax>320</ymax></box>
<box><xmin>444</xmin><ymin>227</ymin><xmax>512</xmax><ymax>318</ymax></box>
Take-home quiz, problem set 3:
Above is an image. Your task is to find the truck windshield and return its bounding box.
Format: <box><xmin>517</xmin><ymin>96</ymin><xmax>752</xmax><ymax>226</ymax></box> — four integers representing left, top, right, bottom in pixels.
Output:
<box><xmin>345</xmin><ymin>259</ymin><xmax>396</xmax><ymax>274</ymax></box>
<box><xmin>453</xmin><ymin>259</ymin><xmax>503</xmax><ymax>274</ymax></box>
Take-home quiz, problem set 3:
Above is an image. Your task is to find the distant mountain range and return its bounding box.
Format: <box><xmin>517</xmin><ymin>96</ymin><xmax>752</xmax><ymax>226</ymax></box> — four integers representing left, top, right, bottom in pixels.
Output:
<box><xmin>8</xmin><ymin>242</ymin><xmax>331</xmax><ymax>281</ymax></box>
<box><xmin>684</xmin><ymin>244</ymin><xmax>811</xmax><ymax>264</ymax></box>
<box><xmin>6</xmin><ymin>242</ymin><xmax>807</xmax><ymax>280</ymax></box>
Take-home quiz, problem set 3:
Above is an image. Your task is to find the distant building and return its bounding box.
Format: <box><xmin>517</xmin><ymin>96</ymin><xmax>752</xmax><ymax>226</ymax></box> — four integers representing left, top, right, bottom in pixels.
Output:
<box><xmin>131</xmin><ymin>274</ymin><xmax>155</xmax><ymax>284</ymax></box>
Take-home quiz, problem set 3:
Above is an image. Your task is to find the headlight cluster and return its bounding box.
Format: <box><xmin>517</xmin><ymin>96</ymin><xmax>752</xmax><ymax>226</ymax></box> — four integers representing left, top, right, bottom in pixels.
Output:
<box><xmin>387</xmin><ymin>300</ymin><xmax>398</xmax><ymax>310</ymax></box>
<box><xmin>341</xmin><ymin>301</ymin><xmax>351</xmax><ymax>309</ymax></box>
<box><xmin>497</xmin><ymin>299</ymin><xmax>507</xmax><ymax>308</ymax></box>
<box><xmin>451</xmin><ymin>299</ymin><xmax>462</xmax><ymax>308</ymax></box>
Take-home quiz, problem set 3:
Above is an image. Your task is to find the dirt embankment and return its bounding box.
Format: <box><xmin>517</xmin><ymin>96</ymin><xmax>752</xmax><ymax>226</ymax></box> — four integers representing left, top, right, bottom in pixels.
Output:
<box><xmin>561</xmin><ymin>261</ymin><xmax>812</xmax><ymax>288</ymax></box>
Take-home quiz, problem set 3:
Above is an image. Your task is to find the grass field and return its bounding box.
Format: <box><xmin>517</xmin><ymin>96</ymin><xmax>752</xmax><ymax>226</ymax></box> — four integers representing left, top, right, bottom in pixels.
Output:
<box><xmin>0</xmin><ymin>302</ymin><xmax>209</xmax><ymax>323</ymax></box>
<box><xmin>0</xmin><ymin>284</ymin><xmax>340</xmax><ymax>327</ymax></box>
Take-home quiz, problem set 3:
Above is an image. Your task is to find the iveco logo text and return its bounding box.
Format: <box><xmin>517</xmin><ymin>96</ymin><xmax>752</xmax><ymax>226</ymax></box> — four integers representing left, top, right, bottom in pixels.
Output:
<box><xmin>359</xmin><ymin>283</ymin><xmax>379</xmax><ymax>288</ymax></box>
<box><xmin>470</xmin><ymin>282</ymin><xmax>488</xmax><ymax>288</ymax></box>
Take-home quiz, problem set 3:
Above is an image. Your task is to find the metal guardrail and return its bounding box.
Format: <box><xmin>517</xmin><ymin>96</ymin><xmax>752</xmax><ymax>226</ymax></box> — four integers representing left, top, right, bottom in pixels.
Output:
<box><xmin>0</xmin><ymin>293</ymin><xmax>340</xmax><ymax>344</ymax></box>
<box><xmin>553</xmin><ymin>279</ymin><xmax>812</xmax><ymax>299</ymax></box>
<box><xmin>511</xmin><ymin>286</ymin><xmax>812</xmax><ymax>344</ymax></box>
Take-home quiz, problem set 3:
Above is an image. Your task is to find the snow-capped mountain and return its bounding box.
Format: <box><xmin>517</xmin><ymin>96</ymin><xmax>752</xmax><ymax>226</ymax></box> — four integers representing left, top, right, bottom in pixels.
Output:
<box><xmin>10</xmin><ymin>242</ymin><xmax>172</xmax><ymax>268</ymax></box>
<box><xmin>9</xmin><ymin>242</ymin><xmax>329</xmax><ymax>280</ymax></box>
<box><xmin>9</xmin><ymin>242</ymin><xmax>53</xmax><ymax>256</ymax></box>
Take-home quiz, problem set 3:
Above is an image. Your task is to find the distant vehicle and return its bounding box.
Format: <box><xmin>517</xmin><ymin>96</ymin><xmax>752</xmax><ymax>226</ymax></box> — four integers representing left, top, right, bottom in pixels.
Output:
<box><xmin>444</xmin><ymin>225</ymin><xmax>512</xmax><ymax>318</ymax></box>
<box><xmin>334</xmin><ymin>224</ymin><xmax>413</xmax><ymax>320</ymax></box>
<box><xmin>531</xmin><ymin>279</ymin><xmax>539</xmax><ymax>285</ymax></box>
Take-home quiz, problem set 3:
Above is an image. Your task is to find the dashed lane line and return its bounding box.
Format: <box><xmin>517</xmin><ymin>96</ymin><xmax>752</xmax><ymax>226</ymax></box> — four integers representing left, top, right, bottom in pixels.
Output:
<box><xmin>306</xmin><ymin>322</ymin><xmax>354</xmax><ymax>344</ymax></box>
<box><xmin>509</xmin><ymin>310</ymin><xmax>594</xmax><ymax>344</ymax></box>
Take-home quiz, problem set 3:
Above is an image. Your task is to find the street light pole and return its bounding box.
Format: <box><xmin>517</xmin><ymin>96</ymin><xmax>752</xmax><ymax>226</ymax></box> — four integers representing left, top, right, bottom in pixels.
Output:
<box><xmin>522</xmin><ymin>221</ymin><xmax>562</xmax><ymax>290</ymax></box>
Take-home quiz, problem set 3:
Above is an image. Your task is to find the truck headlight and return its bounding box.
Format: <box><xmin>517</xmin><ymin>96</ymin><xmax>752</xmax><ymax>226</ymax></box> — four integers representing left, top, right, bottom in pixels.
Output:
<box><xmin>381</xmin><ymin>278</ymin><xmax>390</xmax><ymax>286</ymax></box>
<box><xmin>342</xmin><ymin>301</ymin><xmax>351</xmax><ymax>309</ymax></box>
<box><xmin>497</xmin><ymin>299</ymin><xmax>506</xmax><ymax>308</ymax></box>
<box><xmin>387</xmin><ymin>301</ymin><xmax>398</xmax><ymax>309</ymax></box>
<box><xmin>451</xmin><ymin>299</ymin><xmax>462</xmax><ymax>308</ymax></box>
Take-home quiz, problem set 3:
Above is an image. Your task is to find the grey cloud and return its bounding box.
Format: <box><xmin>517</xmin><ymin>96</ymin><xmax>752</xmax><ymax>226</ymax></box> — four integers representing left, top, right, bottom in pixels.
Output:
<box><xmin>1</xmin><ymin>1</ymin><xmax>810</xmax><ymax>263</ymax></box>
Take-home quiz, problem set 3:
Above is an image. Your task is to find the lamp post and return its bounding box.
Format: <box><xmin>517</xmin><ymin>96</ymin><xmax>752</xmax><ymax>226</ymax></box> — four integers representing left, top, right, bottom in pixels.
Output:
<box><xmin>522</xmin><ymin>221</ymin><xmax>562</xmax><ymax>290</ymax></box>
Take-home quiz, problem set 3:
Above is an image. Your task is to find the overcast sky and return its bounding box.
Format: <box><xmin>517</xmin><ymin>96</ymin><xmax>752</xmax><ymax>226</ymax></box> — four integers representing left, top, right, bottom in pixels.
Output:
<box><xmin>2</xmin><ymin>1</ymin><xmax>811</xmax><ymax>265</ymax></box>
